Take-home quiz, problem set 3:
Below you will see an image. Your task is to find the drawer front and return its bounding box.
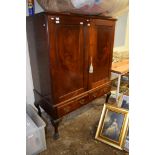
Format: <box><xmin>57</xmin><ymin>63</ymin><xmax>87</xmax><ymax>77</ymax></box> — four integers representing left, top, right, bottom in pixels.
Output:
<box><xmin>57</xmin><ymin>83</ymin><xmax>111</xmax><ymax>117</ymax></box>
<box><xmin>88</xmin><ymin>84</ymin><xmax>111</xmax><ymax>101</ymax></box>
<box><xmin>57</xmin><ymin>95</ymin><xmax>89</xmax><ymax>117</ymax></box>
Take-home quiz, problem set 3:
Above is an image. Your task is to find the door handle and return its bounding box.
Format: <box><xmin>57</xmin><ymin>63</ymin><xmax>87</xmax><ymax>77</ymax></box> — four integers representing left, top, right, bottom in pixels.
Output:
<box><xmin>89</xmin><ymin>57</ymin><xmax>93</xmax><ymax>73</ymax></box>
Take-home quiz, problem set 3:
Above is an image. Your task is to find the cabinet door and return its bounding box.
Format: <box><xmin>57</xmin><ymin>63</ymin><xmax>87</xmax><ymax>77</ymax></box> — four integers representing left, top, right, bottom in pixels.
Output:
<box><xmin>87</xmin><ymin>19</ymin><xmax>115</xmax><ymax>89</ymax></box>
<box><xmin>48</xmin><ymin>16</ymin><xmax>87</xmax><ymax>103</ymax></box>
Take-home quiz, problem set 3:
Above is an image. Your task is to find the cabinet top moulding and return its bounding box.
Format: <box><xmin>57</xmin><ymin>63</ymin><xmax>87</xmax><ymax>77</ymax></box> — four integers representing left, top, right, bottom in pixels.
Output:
<box><xmin>28</xmin><ymin>12</ymin><xmax>117</xmax><ymax>21</ymax></box>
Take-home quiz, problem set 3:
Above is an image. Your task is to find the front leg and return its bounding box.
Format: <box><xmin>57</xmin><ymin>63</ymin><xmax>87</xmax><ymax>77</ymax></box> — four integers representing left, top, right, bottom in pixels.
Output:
<box><xmin>34</xmin><ymin>101</ymin><xmax>42</xmax><ymax>117</ymax></box>
<box><xmin>105</xmin><ymin>91</ymin><xmax>111</xmax><ymax>103</ymax></box>
<box><xmin>51</xmin><ymin>118</ymin><xmax>61</xmax><ymax>140</ymax></box>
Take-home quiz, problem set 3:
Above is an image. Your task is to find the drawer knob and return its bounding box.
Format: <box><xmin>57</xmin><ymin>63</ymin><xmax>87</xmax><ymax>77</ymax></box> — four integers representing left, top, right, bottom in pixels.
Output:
<box><xmin>79</xmin><ymin>99</ymin><xmax>85</xmax><ymax>105</ymax></box>
<box><xmin>93</xmin><ymin>93</ymin><xmax>97</xmax><ymax>98</ymax></box>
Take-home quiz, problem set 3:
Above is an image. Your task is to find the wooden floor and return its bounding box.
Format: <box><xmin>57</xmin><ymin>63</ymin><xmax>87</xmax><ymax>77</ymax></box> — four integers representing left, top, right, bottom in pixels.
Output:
<box><xmin>39</xmin><ymin>96</ymin><xmax>129</xmax><ymax>155</ymax></box>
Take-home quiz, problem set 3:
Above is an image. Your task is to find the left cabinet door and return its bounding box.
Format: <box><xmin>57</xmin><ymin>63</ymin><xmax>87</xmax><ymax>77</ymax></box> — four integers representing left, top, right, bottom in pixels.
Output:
<box><xmin>47</xmin><ymin>16</ymin><xmax>87</xmax><ymax>103</ymax></box>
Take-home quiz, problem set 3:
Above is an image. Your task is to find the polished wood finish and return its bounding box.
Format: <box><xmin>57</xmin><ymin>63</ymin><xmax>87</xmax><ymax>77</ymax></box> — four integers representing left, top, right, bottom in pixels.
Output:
<box><xmin>27</xmin><ymin>12</ymin><xmax>116</xmax><ymax>139</ymax></box>
<box><xmin>88</xmin><ymin>20</ymin><xmax>115</xmax><ymax>89</ymax></box>
<box><xmin>48</xmin><ymin>16</ymin><xmax>87</xmax><ymax>103</ymax></box>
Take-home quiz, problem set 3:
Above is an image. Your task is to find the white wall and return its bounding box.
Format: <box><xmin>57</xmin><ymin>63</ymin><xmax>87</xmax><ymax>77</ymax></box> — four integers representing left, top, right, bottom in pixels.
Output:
<box><xmin>26</xmin><ymin>41</ymin><xmax>34</xmax><ymax>105</ymax></box>
<box><xmin>114</xmin><ymin>12</ymin><xmax>129</xmax><ymax>53</ymax></box>
<box><xmin>26</xmin><ymin>1</ymin><xmax>128</xmax><ymax>105</ymax></box>
<box><xmin>114</xmin><ymin>12</ymin><xmax>128</xmax><ymax>47</ymax></box>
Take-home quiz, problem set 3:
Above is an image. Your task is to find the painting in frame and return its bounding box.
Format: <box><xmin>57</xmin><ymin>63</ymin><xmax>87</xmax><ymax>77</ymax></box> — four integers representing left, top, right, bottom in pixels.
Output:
<box><xmin>95</xmin><ymin>104</ymin><xmax>129</xmax><ymax>150</ymax></box>
<box><xmin>124</xmin><ymin>127</ymin><xmax>129</xmax><ymax>152</ymax></box>
<box><xmin>118</xmin><ymin>95</ymin><xmax>129</xmax><ymax>110</ymax></box>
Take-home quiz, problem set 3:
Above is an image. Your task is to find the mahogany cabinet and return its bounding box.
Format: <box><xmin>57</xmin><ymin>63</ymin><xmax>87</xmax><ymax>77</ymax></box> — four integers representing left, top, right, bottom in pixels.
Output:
<box><xmin>27</xmin><ymin>12</ymin><xmax>116</xmax><ymax>139</ymax></box>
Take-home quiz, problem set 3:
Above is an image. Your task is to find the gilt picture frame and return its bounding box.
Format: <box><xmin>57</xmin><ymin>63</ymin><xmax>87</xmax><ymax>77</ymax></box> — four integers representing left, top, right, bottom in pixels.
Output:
<box><xmin>124</xmin><ymin>127</ymin><xmax>129</xmax><ymax>152</ymax></box>
<box><xmin>95</xmin><ymin>104</ymin><xmax>129</xmax><ymax>150</ymax></box>
<box><xmin>120</xmin><ymin>95</ymin><xmax>129</xmax><ymax>110</ymax></box>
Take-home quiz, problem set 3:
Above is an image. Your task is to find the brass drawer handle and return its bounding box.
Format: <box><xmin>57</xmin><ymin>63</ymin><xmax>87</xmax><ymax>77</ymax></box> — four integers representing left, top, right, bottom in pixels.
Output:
<box><xmin>104</xmin><ymin>87</ymin><xmax>109</xmax><ymax>93</ymax></box>
<box><xmin>79</xmin><ymin>99</ymin><xmax>85</xmax><ymax>105</ymax></box>
<box><xmin>93</xmin><ymin>93</ymin><xmax>98</xmax><ymax>98</ymax></box>
<box><xmin>64</xmin><ymin>107</ymin><xmax>70</xmax><ymax>113</ymax></box>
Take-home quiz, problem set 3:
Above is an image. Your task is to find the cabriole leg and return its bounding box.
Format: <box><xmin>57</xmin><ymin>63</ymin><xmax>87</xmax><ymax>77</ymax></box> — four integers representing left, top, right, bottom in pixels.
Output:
<box><xmin>105</xmin><ymin>91</ymin><xmax>111</xmax><ymax>103</ymax></box>
<box><xmin>51</xmin><ymin>118</ymin><xmax>61</xmax><ymax>140</ymax></box>
<box><xmin>34</xmin><ymin>101</ymin><xmax>42</xmax><ymax>117</ymax></box>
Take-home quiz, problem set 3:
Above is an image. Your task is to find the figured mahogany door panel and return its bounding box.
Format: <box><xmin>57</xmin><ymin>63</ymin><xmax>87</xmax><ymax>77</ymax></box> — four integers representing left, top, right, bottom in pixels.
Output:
<box><xmin>88</xmin><ymin>22</ymin><xmax>115</xmax><ymax>89</ymax></box>
<box><xmin>48</xmin><ymin>17</ymin><xmax>87</xmax><ymax>103</ymax></box>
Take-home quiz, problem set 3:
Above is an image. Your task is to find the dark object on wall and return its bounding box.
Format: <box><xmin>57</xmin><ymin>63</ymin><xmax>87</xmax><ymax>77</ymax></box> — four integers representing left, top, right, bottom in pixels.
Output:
<box><xmin>26</xmin><ymin>12</ymin><xmax>116</xmax><ymax>139</ymax></box>
<box><xmin>28</xmin><ymin>0</ymin><xmax>35</xmax><ymax>16</ymax></box>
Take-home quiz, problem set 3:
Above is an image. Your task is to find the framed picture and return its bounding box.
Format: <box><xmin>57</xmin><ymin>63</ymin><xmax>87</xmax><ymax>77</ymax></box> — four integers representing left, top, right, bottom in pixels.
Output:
<box><xmin>121</xmin><ymin>95</ymin><xmax>129</xmax><ymax>110</ymax></box>
<box><xmin>124</xmin><ymin>128</ymin><xmax>129</xmax><ymax>152</ymax></box>
<box><xmin>95</xmin><ymin>104</ymin><xmax>129</xmax><ymax>150</ymax></box>
<box><xmin>118</xmin><ymin>95</ymin><xmax>129</xmax><ymax>110</ymax></box>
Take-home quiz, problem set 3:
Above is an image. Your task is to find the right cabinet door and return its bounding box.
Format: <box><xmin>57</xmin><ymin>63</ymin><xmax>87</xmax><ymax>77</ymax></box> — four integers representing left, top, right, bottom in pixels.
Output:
<box><xmin>88</xmin><ymin>19</ymin><xmax>115</xmax><ymax>89</ymax></box>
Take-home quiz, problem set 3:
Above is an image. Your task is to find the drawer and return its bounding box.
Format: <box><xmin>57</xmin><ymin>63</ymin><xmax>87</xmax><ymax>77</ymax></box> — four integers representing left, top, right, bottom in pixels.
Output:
<box><xmin>56</xmin><ymin>83</ymin><xmax>111</xmax><ymax>117</ymax></box>
<box><xmin>88</xmin><ymin>84</ymin><xmax>111</xmax><ymax>101</ymax></box>
<box><xmin>57</xmin><ymin>95</ymin><xmax>89</xmax><ymax>117</ymax></box>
